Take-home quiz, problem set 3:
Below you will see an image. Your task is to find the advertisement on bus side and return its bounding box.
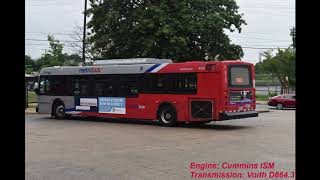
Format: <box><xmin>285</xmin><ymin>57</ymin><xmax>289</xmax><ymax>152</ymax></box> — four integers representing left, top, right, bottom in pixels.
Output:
<box><xmin>98</xmin><ymin>97</ymin><xmax>126</xmax><ymax>114</ymax></box>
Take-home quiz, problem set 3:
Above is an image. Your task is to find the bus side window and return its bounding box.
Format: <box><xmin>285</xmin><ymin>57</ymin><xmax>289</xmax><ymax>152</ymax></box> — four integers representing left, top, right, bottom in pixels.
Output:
<box><xmin>105</xmin><ymin>84</ymin><xmax>114</xmax><ymax>96</ymax></box>
<box><xmin>73</xmin><ymin>78</ymin><xmax>80</xmax><ymax>95</ymax></box>
<box><xmin>79</xmin><ymin>78</ymin><xmax>90</xmax><ymax>96</ymax></box>
<box><xmin>126</xmin><ymin>82</ymin><xmax>138</xmax><ymax>97</ymax></box>
<box><xmin>49</xmin><ymin>76</ymin><xmax>66</xmax><ymax>96</ymax></box>
<box><xmin>66</xmin><ymin>77</ymin><xmax>73</xmax><ymax>96</ymax></box>
<box><xmin>187</xmin><ymin>74</ymin><xmax>197</xmax><ymax>89</ymax></box>
<box><xmin>45</xmin><ymin>79</ymin><xmax>50</xmax><ymax>93</ymax></box>
<box><xmin>94</xmin><ymin>80</ymin><xmax>113</xmax><ymax>97</ymax></box>
<box><xmin>94</xmin><ymin>81</ymin><xmax>104</xmax><ymax>96</ymax></box>
<box><xmin>93</xmin><ymin>75</ymin><xmax>113</xmax><ymax>97</ymax></box>
<box><xmin>117</xmin><ymin>75</ymin><xmax>139</xmax><ymax>98</ymax></box>
<box><xmin>39</xmin><ymin>77</ymin><xmax>46</xmax><ymax>94</ymax></box>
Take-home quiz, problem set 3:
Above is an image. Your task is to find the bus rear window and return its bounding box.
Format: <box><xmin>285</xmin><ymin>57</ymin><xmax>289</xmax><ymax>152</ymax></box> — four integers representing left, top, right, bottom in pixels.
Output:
<box><xmin>228</xmin><ymin>65</ymin><xmax>252</xmax><ymax>88</ymax></box>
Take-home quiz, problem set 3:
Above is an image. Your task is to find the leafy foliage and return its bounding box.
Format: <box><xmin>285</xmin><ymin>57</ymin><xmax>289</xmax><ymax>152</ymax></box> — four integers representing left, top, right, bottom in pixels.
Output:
<box><xmin>25</xmin><ymin>35</ymin><xmax>82</xmax><ymax>73</ymax></box>
<box><xmin>255</xmin><ymin>48</ymin><xmax>295</xmax><ymax>89</ymax></box>
<box><xmin>25</xmin><ymin>55</ymin><xmax>35</xmax><ymax>74</ymax></box>
<box><xmin>290</xmin><ymin>27</ymin><xmax>295</xmax><ymax>49</ymax></box>
<box><xmin>254</xmin><ymin>27</ymin><xmax>295</xmax><ymax>93</ymax></box>
<box><xmin>87</xmin><ymin>0</ymin><xmax>246</xmax><ymax>61</ymax></box>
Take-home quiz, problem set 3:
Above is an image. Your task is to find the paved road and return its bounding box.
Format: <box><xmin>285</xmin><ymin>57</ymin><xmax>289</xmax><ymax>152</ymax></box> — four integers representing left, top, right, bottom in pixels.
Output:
<box><xmin>256</xmin><ymin>104</ymin><xmax>269</xmax><ymax>111</ymax></box>
<box><xmin>26</xmin><ymin>110</ymin><xmax>295</xmax><ymax>180</ymax></box>
<box><xmin>256</xmin><ymin>104</ymin><xmax>295</xmax><ymax>111</ymax></box>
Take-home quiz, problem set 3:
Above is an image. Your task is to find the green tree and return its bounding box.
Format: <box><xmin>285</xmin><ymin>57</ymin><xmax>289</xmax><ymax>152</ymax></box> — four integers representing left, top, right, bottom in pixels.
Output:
<box><xmin>47</xmin><ymin>35</ymin><xmax>65</xmax><ymax>65</ymax></box>
<box><xmin>25</xmin><ymin>55</ymin><xmax>36</xmax><ymax>73</ymax></box>
<box><xmin>290</xmin><ymin>27</ymin><xmax>296</xmax><ymax>49</ymax></box>
<box><xmin>63</xmin><ymin>54</ymin><xmax>83</xmax><ymax>66</ymax></box>
<box><xmin>87</xmin><ymin>0</ymin><xmax>246</xmax><ymax>61</ymax></box>
<box><xmin>255</xmin><ymin>27</ymin><xmax>296</xmax><ymax>93</ymax></box>
<box><xmin>260</xmin><ymin>48</ymin><xmax>295</xmax><ymax>93</ymax></box>
<box><xmin>254</xmin><ymin>62</ymin><xmax>265</xmax><ymax>74</ymax></box>
<box><xmin>34</xmin><ymin>35</ymin><xmax>68</xmax><ymax>69</ymax></box>
<box><xmin>254</xmin><ymin>50</ymin><xmax>273</xmax><ymax>74</ymax></box>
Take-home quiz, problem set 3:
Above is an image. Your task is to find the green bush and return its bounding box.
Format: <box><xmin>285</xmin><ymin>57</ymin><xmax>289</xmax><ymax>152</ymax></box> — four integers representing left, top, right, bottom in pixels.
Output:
<box><xmin>268</xmin><ymin>92</ymin><xmax>278</xmax><ymax>97</ymax></box>
<box><xmin>256</xmin><ymin>95</ymin><xmax>269</xmax><ymax>101</ymax></box>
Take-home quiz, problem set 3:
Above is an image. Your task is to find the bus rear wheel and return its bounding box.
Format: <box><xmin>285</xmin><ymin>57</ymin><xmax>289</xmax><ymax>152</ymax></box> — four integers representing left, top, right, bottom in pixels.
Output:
<box><xmin>53</xmin><ymin>102</ymin><xmax>66</xmax><ymax>119</ymax></box>
<box><xmin>157</xmin><ymin>106</ymin><xmax>177</xmax><ymax>127</ymax></box>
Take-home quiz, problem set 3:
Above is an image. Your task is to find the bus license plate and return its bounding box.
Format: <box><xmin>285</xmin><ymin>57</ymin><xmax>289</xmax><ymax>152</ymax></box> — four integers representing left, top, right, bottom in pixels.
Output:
<box><xmin>238</xmin><ymin>106</ymin><xmax>243</xmax><ymax>111</ymax></box>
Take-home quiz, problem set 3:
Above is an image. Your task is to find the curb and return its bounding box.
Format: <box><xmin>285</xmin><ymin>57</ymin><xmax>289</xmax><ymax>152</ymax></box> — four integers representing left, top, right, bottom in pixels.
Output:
<box><xmin>25</xmin><ymin>112</ymin><xmax>37</xmax><ymax>114</ymax></box>
<box><xmin>25</xmin><ymin>108</ymin><xmax>37</xmax><ymax>114</ymax></box>
<box><xmin>256</xmin><ymin>101</ymin><xmax>268</xmax><ymax>105</ymax></box>
<box><xmin>257</xmin><ymin>109</ymin><xmax>271</xmax><ymax>113</ymax></box>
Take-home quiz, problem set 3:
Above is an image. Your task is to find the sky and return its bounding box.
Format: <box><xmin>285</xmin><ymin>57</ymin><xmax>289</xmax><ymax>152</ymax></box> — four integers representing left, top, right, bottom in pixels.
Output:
<box><xmin>25</xmin><ymin>0</ymin><xmax>295</xmax><ymax>64</ymax></box>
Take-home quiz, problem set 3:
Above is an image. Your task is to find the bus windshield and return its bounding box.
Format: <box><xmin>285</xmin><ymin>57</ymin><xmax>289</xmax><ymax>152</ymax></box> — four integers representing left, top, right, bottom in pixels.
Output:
<box><xmin>228</xmin><ymin>65</ymin><xmax>252</xmax><ymax>88</ymax></box>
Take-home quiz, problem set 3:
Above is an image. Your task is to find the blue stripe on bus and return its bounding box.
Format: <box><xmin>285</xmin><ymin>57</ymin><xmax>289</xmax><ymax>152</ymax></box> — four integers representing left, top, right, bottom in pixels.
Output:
<box><xmin>65</xmin><ymin>108</ymin><xmax>76</xmax><ymax>112</ymax></box>
<box><xmin>145</xmin><ymin>64</ymin><xmax>161</xmax><ymax>73</ymax></box>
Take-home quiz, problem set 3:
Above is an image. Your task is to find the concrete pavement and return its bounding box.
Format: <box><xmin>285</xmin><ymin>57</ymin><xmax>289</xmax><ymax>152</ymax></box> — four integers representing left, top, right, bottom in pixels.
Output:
<box><xmin>26</xmin><ymin>109</ymin><xmax>295</xmax><ymax>180</ymax></box>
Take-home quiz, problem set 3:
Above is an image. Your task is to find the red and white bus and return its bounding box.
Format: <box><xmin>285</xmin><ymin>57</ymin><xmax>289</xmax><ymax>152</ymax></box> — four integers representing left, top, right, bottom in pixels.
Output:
<box><xmin>35</xmin><ymin>58</ymin><xmax>258</xmax><ymax>126</ymax></box>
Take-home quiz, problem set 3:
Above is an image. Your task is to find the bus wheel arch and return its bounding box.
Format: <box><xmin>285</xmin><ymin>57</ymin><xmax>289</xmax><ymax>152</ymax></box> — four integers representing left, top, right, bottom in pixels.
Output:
<box><xmin>157</xmin><ymin>102</ymin><xmax>178</xmax><ymax>127</ymax></box>
<box><xmin>51</xmin><ymin>98</ymin><xmax>66</xmax><ymax>119</ymax></box>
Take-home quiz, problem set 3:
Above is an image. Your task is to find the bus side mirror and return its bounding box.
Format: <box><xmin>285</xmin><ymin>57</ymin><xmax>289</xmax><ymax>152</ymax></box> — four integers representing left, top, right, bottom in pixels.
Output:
<box><xmin>34</xmin><ymin>88</ymin><xmax>40</xmax><ymax>95</ymax></box>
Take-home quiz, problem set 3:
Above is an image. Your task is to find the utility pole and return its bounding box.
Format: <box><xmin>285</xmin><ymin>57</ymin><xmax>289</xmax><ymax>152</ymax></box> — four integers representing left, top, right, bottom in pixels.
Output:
<box><xmin>258</xmin><ymin>52</ymin><xmax>262</xmax><ymax>63</ymax></box>
<box><xmin>41</xmin><ymin>49</ymin><xmax>47</xmax><ymax>54</ymax></box>
<box><xmin>82</xmin><ymin>0</ymin><xmax>88</xmax><ymax>66</ymax></box>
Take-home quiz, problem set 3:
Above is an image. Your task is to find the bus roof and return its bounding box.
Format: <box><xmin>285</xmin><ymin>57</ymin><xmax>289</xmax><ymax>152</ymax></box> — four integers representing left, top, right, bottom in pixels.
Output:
<box><xmin>93</xmin><ymin>58</ymin><xmax>172</xmax><ymax>65</ymax></box>
<box><xmin>39</xmin><ymin>60</ymin><xmax>253</xmax><ymax>76</ymax></box>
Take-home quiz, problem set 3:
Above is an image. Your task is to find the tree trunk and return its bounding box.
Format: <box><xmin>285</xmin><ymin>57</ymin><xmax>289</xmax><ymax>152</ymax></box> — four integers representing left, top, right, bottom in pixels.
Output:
<box><xmin>273</xmin><ymin>71</ymin><xmax>284</xmax><ymax>95</ymax></box>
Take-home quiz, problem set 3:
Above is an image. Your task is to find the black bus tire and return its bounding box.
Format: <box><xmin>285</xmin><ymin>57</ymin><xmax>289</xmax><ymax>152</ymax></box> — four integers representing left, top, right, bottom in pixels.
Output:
<box><xmin>157</xmin><ymin>105</ymin><xmax>177</xmax><ymax>127</ymax></box>
<box><xmin>52</xmin><ymin>102</ymin><xmax>66</xmax><ymax>119</ymax></box>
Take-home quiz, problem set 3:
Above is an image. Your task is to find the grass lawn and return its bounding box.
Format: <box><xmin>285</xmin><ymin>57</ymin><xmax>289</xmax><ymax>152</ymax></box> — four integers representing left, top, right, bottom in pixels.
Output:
<box><xmin>27</xmin><ymin>91</ymin><xmax>37</xmax><ymax>103</ymax></box>
<box><xmin>256</xmin><ymin>94</ymin><xmax>269</xmax><ymax>101</ymax></box>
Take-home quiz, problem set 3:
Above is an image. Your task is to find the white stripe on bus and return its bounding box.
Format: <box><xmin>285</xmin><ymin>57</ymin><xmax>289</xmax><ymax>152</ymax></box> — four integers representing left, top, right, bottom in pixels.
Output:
<box><xmin>150</xmin><ymin>63</ymin><xmax>169</xmax><ymax>72</ymax></box>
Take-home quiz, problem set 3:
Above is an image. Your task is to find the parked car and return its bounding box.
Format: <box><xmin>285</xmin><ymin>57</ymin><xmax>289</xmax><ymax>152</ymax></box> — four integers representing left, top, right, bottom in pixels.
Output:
<box><xmin>268</xmin><ymin>94</ymin><xmax>296</xmax><ymax>109</ymax></box>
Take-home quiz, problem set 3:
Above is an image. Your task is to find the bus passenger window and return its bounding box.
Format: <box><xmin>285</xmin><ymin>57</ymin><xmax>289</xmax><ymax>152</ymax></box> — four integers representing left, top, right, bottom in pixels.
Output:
<box><xmin>94</xmin><ymin>82</ymin><xmax>104</xmax><ymax>96</ymax></box>
<box><xmin>49</xmin><ymin>77</ymin><xmax>66</xmax><ymax>96</ymax></box>
<box><xmin>184</xmin><ymin>77</ymin><xmax>189</xmax><ymax>88</ymax></box>
<box><xmin>106</xmin><ymin>84</ymin><xmax>113</xmax><ymax>96</ymax></box>
<box><xmin>73</xmin><ymin>79</ymin><xmax>80</xmax><ymax>95</ymax></box>
<box><xmin>79</xmin><ymin>77</ymin><xmax>92</xmax><ymax>96</ymax></box>
<box><xmin>157</xmin><ymin>77</ymin><xmax>163</xmax><ymax>88</ymax></box>
<box><xmin>39</xmin><ymin>77</ymin><xmax>46</xmax><ymax>94</ymax></box>
<box><xmin>188</xmin><ymin>75</ymin><xmax>197</xmax><ymax>89</ymax></box>
<box><xmin>80</xmin><ymin>82</ymin><xmax>89</xmax><ymax>96</ymax></box>
<box><xmin>45</xmin><ymin>79</ymin><xmax>50</xmax><ymax>92</ymax></box>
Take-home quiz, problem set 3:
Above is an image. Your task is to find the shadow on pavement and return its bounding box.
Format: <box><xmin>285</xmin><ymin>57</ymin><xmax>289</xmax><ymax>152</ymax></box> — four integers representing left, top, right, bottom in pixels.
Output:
<box><xmin>38</xmin><ymin>116</ymin><xmax>252</xmax><ymax>131</ymax></box>
<box><xmin>267</xmin><ymin>107</ymin><xmax>296</xmax><ymax>111</ymax></box>
<box><xmin>178</xmin><ymin>122</ymin><xmax>252</xmax><ymax>130</ymax></box>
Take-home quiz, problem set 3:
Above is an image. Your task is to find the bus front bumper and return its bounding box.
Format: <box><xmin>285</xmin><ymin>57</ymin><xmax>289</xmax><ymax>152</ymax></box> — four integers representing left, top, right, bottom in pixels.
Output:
<box><xmin>220</xmin><ymin>111</ymin><xmax>258</xmax><ymax>120</ymax></box>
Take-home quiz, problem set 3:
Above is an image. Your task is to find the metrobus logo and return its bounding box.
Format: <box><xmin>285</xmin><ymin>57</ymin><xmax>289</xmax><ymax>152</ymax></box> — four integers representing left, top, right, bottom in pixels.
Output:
<box><xmin>79</xmin><ymin>67</ymin><xmax>102</xmax><ymax>73</ymax></box>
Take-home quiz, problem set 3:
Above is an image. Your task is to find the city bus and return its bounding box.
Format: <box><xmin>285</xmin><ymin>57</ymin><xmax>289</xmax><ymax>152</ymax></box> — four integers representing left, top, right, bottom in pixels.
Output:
<box><xmin>35</xmin><ymin>58</ymin><xmax>258</xmax><ymax>126</ymax></box>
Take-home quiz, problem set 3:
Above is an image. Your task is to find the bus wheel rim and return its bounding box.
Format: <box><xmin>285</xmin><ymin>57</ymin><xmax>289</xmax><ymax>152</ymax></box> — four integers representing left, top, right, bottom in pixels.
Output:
<box><xmin>56</xmin><ymin>105</ymin><xmax>64</xmax><ymax>117</ymax></box>
<box><xmin>161</xmin><ymin>111</ymin><xmax>172</xmax><ymax>124</ymax></box>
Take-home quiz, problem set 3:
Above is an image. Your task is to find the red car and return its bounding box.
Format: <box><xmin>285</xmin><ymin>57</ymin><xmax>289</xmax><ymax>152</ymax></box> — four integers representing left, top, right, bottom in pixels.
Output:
<box><xmin>268</xmin><ymin>94</ymin><xmax>296</xmax><ymax>109</ymax></box>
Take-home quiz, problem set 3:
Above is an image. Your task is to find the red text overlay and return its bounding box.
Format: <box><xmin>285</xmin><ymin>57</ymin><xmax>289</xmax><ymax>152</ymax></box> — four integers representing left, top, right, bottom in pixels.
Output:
<box><xmin>189</xmin><ymin>162</ymin><xmax>295</xmax><ymax>179</ymax></box>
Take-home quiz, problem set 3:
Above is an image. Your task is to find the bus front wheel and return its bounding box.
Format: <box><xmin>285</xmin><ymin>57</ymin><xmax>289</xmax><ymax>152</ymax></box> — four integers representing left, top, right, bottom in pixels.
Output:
<box><xmin>157</xmin><ymin>106</ymin><xmax>177</xmax><ymax>127</ymax></box>
<box><xmin>53</xmin><ymin>102</ymin><xmax>66</xmax><ymax>119</ymax></box>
